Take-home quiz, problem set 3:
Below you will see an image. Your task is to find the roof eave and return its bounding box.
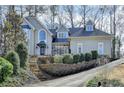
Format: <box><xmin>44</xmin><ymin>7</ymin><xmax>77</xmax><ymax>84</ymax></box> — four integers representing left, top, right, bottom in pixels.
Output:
<box><xmin>69</xmin><ymin>35</ymin><xmax>112</xmax><ymax>38</ymax></box>
<box><xmin>24</xmin><ymin>17</ymin><xmax>35</xmax><ymax>31</ymax></box>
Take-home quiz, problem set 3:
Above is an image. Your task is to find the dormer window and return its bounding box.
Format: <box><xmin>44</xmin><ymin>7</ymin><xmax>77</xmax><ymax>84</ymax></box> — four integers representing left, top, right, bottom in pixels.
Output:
<box><xmin>86</xmin><ymin>20</ymin><xmax>94</xmax><ymax>31</ymax></box>
<box><xmin>57</xmin><ymin>32</ymin><xmax>68</xmax><ymax>38</ymax></box>
<box><xmin>86</xmin><ymin>25</ymin><xmax>93</xmax><ymax>31</ymax></box>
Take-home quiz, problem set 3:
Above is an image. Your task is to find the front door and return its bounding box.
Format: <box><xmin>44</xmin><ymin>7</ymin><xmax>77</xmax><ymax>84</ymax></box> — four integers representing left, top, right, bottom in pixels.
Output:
<box><xmin>40</xmin><ymin>48</ymin><xmax>45</xmax><ymax>55</ymax></box>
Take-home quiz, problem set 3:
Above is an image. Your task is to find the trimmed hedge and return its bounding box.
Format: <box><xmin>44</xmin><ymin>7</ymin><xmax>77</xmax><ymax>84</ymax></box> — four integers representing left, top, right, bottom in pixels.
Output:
<box><xmin>85</xmin><ymin>53</ymin><xmax>92</xmax><ymax>61</ymax></box>
<box><xmin>6</xmin><ymin>51</ymin><xmax>20</xmax><ymax>75</ymax></box>
<box><xmin>37</xmin><ymin>56</ymin><xmax>54</xmax><ymax>64</ymax></box>
<box><xmin>79</xmin><ymin>53</ymin><xmax>85</xmax><ymax>62</ymax></box>
<box><xmin>39</xmin><ymin>60</ymin><xmax>98</xmax><ymax>77</ymax></box>
<box><xmin>0</xmin><ymin>57</ymin><xmax>13</xmax><ymax>82</ymax></box>
<box><xmin>16</xmin><ymin>43</ymin><xmax>28</xmax><ymax>68</ymax></box>
<box><xmin>91</xmin><ymin>50</ymin><xmax>98</xmax><ymax>60</ymax></box>
<box><xmin>54</xmin><ymin>55</ymin><xmax>63</xmax><ymax>63</ymax></box>
<box><xmin>63</xmin><ymin>54</ymin><xmax>73</xmax><ymax>64</ymax></box>
<box><xmin>73</xmin><ymin>54</ymin><xmax>80</xmax><ymax>63</ymax></box>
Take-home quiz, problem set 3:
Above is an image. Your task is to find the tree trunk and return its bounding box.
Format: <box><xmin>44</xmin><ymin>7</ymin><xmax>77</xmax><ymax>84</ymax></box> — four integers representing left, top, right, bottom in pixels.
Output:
<box><xmin>34</xmin><ymin>5</ymin><xmax>37</xmax><ymax>17</ymax></box>
<box><xmin>20</xmin><ymin>5</ymin><xmax>23</xmax><ymax>18</ymax></box>
<box><xmin>112</xmin><ymin>5</ymin><xmax>116</xmax><ymax>59</ymax></box>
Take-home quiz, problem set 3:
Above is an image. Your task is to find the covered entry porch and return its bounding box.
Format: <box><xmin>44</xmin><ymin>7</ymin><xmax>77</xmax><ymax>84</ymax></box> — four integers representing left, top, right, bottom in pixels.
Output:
<box><xmin>52</xmin><ymin>43</ymin><xmax>69</xmax><ymax>55</ymax></box>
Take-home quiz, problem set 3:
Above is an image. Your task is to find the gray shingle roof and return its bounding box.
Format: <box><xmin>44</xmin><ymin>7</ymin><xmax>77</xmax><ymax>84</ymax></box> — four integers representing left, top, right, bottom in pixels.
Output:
<box><xmin>25</xmin><ymin>17</ymin><xmax>52</xmax><ymax>35</ymax></box>
<box><xmin>25</xmin><ymin>17</ymin><xmax>111</xmax><ymax>38</ymax></box>
<box><xmin>49</xmin><ymin>27</ymin><xmax>111</xmax><ymax>37</ymax></box>
<box><xmin>25</xmin><ymin>17</ymin><xmax>44</xmax><ymax>31</ymax></box>
<box><xmin>53</xmin><ymin>38</ymin><xmax>69</xmax><ymax>43</ymax></box>
<box><xmin>49</xmin><ymin>29</ymin><xmax>57</xmax><ymax>35</ymax></box>
<box><xmin>70</xmin><ymin>28</ymin><xmax>111</xmax><ymax>37</ymax></box>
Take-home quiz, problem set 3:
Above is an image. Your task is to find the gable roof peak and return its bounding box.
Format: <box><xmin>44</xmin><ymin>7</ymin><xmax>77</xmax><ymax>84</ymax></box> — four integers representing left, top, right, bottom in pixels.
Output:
<box><xmin>24</xmin><ymin>16</ymin><xmax>53</xmax><ymax>36</ymax></box>
<box><xmin>86</xmin><ymin>20</ymin><xmax>94</xmax><ymax>25</ymax></box>
<box><xmin>56</xmin><ymin>24</ymin><xmax>69</xmax><ymax>32</ymax></box>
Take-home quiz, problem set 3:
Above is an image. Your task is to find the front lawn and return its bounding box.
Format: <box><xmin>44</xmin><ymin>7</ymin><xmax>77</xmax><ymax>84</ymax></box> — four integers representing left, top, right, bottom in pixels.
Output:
<box><xmin>85</xmin><ymin>64</ymin><xmax>124</xmax><ymax>87</ymax></box>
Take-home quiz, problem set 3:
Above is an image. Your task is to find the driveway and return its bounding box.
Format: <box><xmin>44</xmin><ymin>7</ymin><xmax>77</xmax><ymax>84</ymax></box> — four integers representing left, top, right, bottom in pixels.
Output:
<box><xmin>25</xmin><ymin>58</ymin><xmax>124</xmax><ymax>87</ymax></box>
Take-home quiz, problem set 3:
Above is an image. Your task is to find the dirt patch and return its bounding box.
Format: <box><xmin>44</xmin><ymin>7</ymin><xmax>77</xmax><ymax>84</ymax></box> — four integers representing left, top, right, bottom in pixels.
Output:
<box><xmin>86</xmin><ymin>63</ymin><xmax>124</xmax><ymax>87</ymax></box>
<box><xmin>105</xmin><ymin>64</ymin><xmax>124</xmax><ymax>83</ymax></box>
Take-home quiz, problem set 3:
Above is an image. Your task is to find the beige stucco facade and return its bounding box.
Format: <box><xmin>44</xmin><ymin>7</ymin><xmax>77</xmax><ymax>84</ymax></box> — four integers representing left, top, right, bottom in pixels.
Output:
<box><xmin>23</xmin><ymin>18</ymin><xmax>52</xmax><ymax>56</ymax></box>
<box><xmin>28</xmin><ymin>29</ymin><xmax>52</xmax><ymax>56</ymax></box>
<box><xmin>23</xmin><ymin>17</ymin><xmax>112</xmax><ymax>57</ymax></box>
<box><xmin>69</xmin><ymin>36</ymin><xmax>112</xmax><ymax>57</ymax></box>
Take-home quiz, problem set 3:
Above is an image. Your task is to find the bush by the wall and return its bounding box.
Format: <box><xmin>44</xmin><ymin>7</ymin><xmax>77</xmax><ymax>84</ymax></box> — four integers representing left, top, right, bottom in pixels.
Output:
<box><xmin>37</xmin><ymin>57</ymin><xmax>47</xmax><ymax>64</ymax></box>
<box><xmin>37</xmin><ymin>56</ymin><xmax>54</xmax><ymax>64</ymax></box>
<box><xmin>91</xmin><ymin>50</ymin><xmax>98</xmax><ymax>60</ymax></box>
<box><xmin>73</xmin><ymin>54</ymin><xmax>80</xmax><ymax>63</ymax></box>
<box><xmin>6</xmin><ymin>51</ymin><xmax>20</xmax><ymax>75</ymax></box>
<box><xmin>85</xmin><ymin>53</ymin><xmax>92</xmax><ymax>61</ymax></box>
<box><xmin>0</xmin><ymin>57</ymin><xmax>13</xmax><ymax>82</ymax></box>
<box><xmin>53</xmin><ymin>55</ymin><xmax>63</xmax><ymax>63</ymax></box>
<box><xmin>49</xmin><ymin>56</ymin><xmax>54</xmax><ymax>63</ymax></box>
<box><xmin>39</xmin><ymin>60</ymin><xmax>98</xmax><ymax>77</ymax></box>
<box><xmin>79</xmin><ymin>53</ymin><xmax>85</xmax><ymax>62</ymax></box>
<box><xmin>63</xmin><ymin>54</ymin><xmax>73</xmax><ymax>64</ymax></box>
<box><xmin>15</xmin><ymin>43</ymin><xmax>28</xmax><ymax>68</ymax></box>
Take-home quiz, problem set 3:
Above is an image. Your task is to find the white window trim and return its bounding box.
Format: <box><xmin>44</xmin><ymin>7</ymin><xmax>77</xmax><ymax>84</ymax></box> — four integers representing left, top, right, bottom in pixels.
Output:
<box><xmin>38</xmin><ymin>29</ymin><xmax>47</xmax><ymax>43</ymax></box>
<box><xmin>98</xmin><ymin>42</ymin><xmax>104</xmax><ymax>55</ymax></box>
<box><xmin>86</xmin><ymin>25</ymin><xmax>93</xmax><ymax>31</ymax></box>
<box><xmin>77</xmin><ymin>43</ymin><xmax>83</xmax><ymax>54</ymax></box>
<box><xmin>57</xmin><ymin>32</ymin><xmax>68</xmax><ymax>38</ymax></box>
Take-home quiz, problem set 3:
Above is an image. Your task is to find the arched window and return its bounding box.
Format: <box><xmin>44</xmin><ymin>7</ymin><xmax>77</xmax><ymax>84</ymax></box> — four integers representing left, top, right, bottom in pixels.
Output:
<box><xmin>39</xmin><ymin>30</ymin><xmax>46</xmax><ymax>41</ymax></box>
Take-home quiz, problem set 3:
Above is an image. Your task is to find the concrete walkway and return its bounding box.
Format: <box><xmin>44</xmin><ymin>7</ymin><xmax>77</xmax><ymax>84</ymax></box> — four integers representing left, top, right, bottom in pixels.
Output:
<box><xmin>25</xmin><ymin>58</ymin><xmax>124</xmax><ymax>87</ymax></box>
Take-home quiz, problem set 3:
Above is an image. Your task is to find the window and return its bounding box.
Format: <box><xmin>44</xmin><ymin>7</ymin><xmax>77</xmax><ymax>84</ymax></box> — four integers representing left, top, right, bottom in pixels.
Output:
<box><xmin>77</xmin><ymin>43</ymin><xmax>83</xmax><ymax>54</ymax></box>
<box><xmin>39</xmin><ymin>30</ymin><xmax>46</xmax><ymax>41</ymax></box>
<box><xmin>57</xmin><ymin>32</ymin><xmax>68</xmax><ymax>38</ymax></box>
<box><xmin>86</xmin><ymin>25</ymin><xmax>93</xmax><ymax>31</ymax></box>
<box><xmin>98</xmin><ymin>42</ymin><xmax>104</xmax><ymax>55</ymax></box>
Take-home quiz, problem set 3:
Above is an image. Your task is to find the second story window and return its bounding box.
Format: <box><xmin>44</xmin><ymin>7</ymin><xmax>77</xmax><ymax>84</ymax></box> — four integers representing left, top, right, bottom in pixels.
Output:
<box><xmin>86</xmin><ymin>25</ymin><xmax>93</xmax><ymax>31</ymax></box>
<box><xmin>39</xmin><ymin>30</ymin><xmax>46</xmax><ymax>41</ymax></box>
<box><xmin>57</xmin><ymin>32</ymin><xmax>68</xmax><ymax>38</ymax></box>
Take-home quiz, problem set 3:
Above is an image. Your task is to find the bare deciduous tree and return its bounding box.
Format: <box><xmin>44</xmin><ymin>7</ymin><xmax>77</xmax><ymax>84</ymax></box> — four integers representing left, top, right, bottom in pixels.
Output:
<box><xmin>63</xmin><ymin>5</ymin><xmax>75</xmax><ymax>28</ymax></box>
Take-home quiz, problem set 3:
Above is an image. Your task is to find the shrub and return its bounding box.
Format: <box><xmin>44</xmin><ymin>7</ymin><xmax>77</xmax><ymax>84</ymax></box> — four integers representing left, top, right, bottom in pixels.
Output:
<box><xmin>38</xmin><ymin>57</ymin><xmax>49</xmax><ymax>64</ymax></box>
<box><xmin>73</xmin><ymin>54</ymin><xmax>80</xmax><ymax>63</ymax></box>
<box><xmin>53</xmin><ymin>55</ymin><xmax>63</xmax><ymax>63</ymax></box>
<box><xmin>6</xmin><ymin>51</ymin><xmax>20</xmax><ymax>75</ymax></box>
<box><xmin>63</xmin><ymin>54</ymin><xmax>73</xmax><ymax>64</ymax></box>
<box><xmin>0</xmin><ymin>57</ymin><xmax>13</xmax><ymax>82</ymax></box>
<box><xmin>79</xmin><ymin>53</ymin><xmax>85</xmax><ymax>62</ymax></box>
<box><xmin>37</xmin><ymin>56</ymin><xmax>54</xmax><ymax>64</ymax></box>
<box><xmin>15</xmin><ymin>43</ymin><xmax>28</xmax><ymax>68</ymax></box>
<box><xmin>49</xmin><ymin>56</ymin><xmax>54</xmax><ymax>63</ymax></box>
<box><xmin>91</xmin><ymin>50</ymin><xmax>98</xmax><ymax>60</ymax></box>
<box><xmin>85</xmin><ymin>53</ymin><xmax>92</xmax><ymax>61</ymax></box>
<box><xmin>39</xmin><ymin>61</ymin><xmax>98</xmax><ymax>77</ymax></box>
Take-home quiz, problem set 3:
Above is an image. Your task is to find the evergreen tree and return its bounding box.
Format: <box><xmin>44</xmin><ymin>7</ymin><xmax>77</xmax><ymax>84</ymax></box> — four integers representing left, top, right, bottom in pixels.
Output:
<box><xmin>2</xmin><ymin>10</ymin><xmax>26</xmax><ymax>55</ymax></box>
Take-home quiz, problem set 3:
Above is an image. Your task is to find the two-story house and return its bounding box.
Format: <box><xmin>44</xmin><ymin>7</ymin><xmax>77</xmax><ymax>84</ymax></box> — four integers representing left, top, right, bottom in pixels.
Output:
<box><xmin>22</xmin><ymin>17</ymin><xmax>112</xmax><ymax>57</ymax></box>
